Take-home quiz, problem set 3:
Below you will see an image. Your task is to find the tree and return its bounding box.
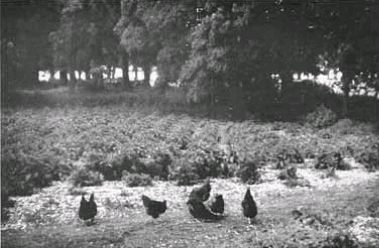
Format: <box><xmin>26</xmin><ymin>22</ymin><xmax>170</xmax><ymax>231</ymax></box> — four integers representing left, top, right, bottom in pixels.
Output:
<box><xmin>116</xmin><ymin>0</ymin><xmax>195</xmax><ymax>88</ymax></box>
<box><xmin>179</xmin><ymin>0</ymin><xmax>323</xmax><ymax>119</ymax></box>
<box><xmin>305</xmin><ymin>0</ymin><xmax>379</xmax><ymax>117</ymax></box>
<box><xmin>50</xmin><ymin>0</ymin><xmax>122</xmax><ymax>90</ymax></box>
<box><xmin>1</xmin><ymin>1</ymin><xmax>62</xmax><ymax>91</ymax></box>
<box><xmin>181</xmin><ymin>0</ymin><xmax>379</xmax><ymax>120</ymax></box>
<box><xmin>114</xmin><ymin>0</ymin><xmax>140</xmax><ymax>89</ymax></box>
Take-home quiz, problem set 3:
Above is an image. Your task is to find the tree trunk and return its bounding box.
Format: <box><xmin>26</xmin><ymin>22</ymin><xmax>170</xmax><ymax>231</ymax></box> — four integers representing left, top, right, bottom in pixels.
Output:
<box><xmin>85</xmin><ymin>70</ymin><xmax>90</xmax><ymax>82</ymax></box>
<box><xmin>23</xmin><ymin>66</ymin><xmax>39</xmax><ymax>89</ymax></box>
<box><xmin>341</xmin><ymin>69</ymin><xmax>354</xmax><ymax>118</ymax></box>
<box><xmin>60</xmin><ymin>70</ymin><xmax>68</xmax><ymax>85</ymax></box>
<box><xmin>134</xmin><ymin>66</ymin><xmax>138</xmax><ymax>82</ymax></box>
<box><xmin>48</xmin><ymin>69</ymin><xmax>54</xmax><ymax>82</ymax></box>
<box><xmin>374</xmin><ymin>92</ymin><xmax>378</xmax><ymax>122</ymax></box>
<box><xmin>280</xmin><ymin>70</ymin><xmax>293</xmax><ymax>121</ymax></box>
<box><xmin>68</xmin><ymin>69</ymin><xmax>76</xmax><ymax>93</ymax></box>
<box><xmin>121</xmin><ymin>49</ymin><xmax>131</xmax><ymax>90</ymax></box>
<box><xmin>92</xmin><ymin>70</ymin><xmax>102</xmax><ymax>89</ymax></box>
<box><xmin>111</xmin><ymin>66</ymin><xmax>115</xmax><ymax>79</ymax></box>
<box><xmin>231</xmin><ymin>82</ymin><xmax>246</xmax><ymax>120</ymax></box>
<box><xmin>210</xmin><ymin>78</ymin><xmax>216</xmax><ymax>118</ymax></box>
<box><xmin>143</xmin><ymin>65</ymin><xmax>151</xmax><ymax>87</ymax></box>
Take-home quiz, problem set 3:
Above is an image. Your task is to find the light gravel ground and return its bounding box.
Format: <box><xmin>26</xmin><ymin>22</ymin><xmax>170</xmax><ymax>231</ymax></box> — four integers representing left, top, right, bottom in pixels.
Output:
<box><xmin>2</xmin><ymin>163</ymin><xmax>379</xmax><ymax>248</ymax></box>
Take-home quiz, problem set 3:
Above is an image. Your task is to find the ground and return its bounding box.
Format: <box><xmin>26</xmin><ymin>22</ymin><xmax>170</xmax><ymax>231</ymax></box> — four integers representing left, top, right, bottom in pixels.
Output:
<box><xmin>2</xmin><ymin>165</ymin><xmax>379</xmax><ymax>248</ymax></box>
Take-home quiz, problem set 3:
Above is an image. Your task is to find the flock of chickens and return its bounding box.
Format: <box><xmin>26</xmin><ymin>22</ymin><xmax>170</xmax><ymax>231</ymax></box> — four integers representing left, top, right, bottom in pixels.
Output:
<box><xmin>79</xmin><ymin>178</ymin><xmax>258</xmax><ymax>225</ymax></box>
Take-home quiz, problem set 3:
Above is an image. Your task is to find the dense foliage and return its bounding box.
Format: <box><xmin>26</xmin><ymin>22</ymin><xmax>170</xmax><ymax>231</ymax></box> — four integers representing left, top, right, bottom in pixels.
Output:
<box><xmin>1</xmin><ymin>0</ymin><xmax>62</xmax><ymax>91</ymax></box>
<box><xmin>2</xmin><ymin>0</ymin><xmax>379</xmax><ymax>120</ymax></box>
<box><xmin>2</xmin><ymin>89</ymin><xmax>378</xmax><ymax>197</ymax></box>
<box><xmin>114</xmin><ymin>0</ymin><xmax>379</xmax><ymax>120</ymax></box>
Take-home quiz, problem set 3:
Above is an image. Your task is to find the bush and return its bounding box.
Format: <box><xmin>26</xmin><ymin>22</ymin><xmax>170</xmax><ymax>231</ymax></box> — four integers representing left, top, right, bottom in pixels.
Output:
<box><xmin>276</xmin><ymin>149</ymin><xmax>304</xmax><ymax>168</ymax></box>
<box><xmin>122</xmin><ymin>173</ymin><xmax>153</xmax><ymax>187</ymax></box>
<box><xmin>180</xmin><ymin>144</ymin><xmax>239</xmax><ymax>179</ymax></box>
<box><xmin>329</xmin><ymin>118</ymin><xmax>354</xmax><ymax>135</ymax></box>
<box><xmin>357</xmin><ymin>150</ymin><xmax>379</xmax><ymax>172</ymax></box>
<box><xmin>68</xmin><ymin>167</ymin><xmax>103</xmax><ymax>187</ymax></box>
<box><xmin>283</xmin><ymin>80</ymin><xmax>341</xmax><ymax>121</ymax></box>
<box><xmin>237</xmin><ymin>160</ymin><xmax>261</xmax><ymax>184</ymax></box>
<box><xmin>283</xmin><ymin>178</ymin><xmax>311</xmax><ymax>187</ymax></box>
<box><xmin>155</xmin><ymin>152</ymin><xmax>173</xmax><ymax>175</ymax></box>
<box><xmin>140</xmin><ymin>152</ymin><xmax>172</xmax><ymax>180</ymax></box>
<box><xmin>90</xmin><ymin>151</ymin><xmax>172</xmax><ymax>182</ymax></box>
<box><xmin>67</xmin><ymin>187</ymin><xmax>87</xmax><ymax>196</ymax></box>
<box><xmin>89</xmin><ymin>161</ymin><xmax>117</xmax><ymax>181</ymax></box>
<box><xmin>1</xmin><ymin>187</ymin><xmax>16</xmax><ymax>222</ymax></box>
<box><xmin>169</xmin><ymin>158</ymin><xmax>199</xmax><ymax>186</ymax></box>
<box><xmin>1</xmin><ymin>153</ymin><xmax>61</xmax><ymax>196</ymax></box>
<box><xmin>89</xmin><ymin>153</ymin><xmax>145</xmax><ymax>181</ymax></box>
<box><xmin>316</xmin><ymin>232</ymin><xmax>359</xmax><ymax>248</ymax></box>
<box><xmin>338</xmin><ymin>159</ymin><xmax>352</xmax><ymax>170</ymax></box>
<box><xmin>304</xmin><ymin>104</ymin><xmax>338</xmax><ymax>129</ymax></box>
<box><xmin>278</xmin><ymin>165</ymin><xmax>297</xmax><ymax>180</ymax></box>
<box><xmin>347</xmin><ymin>95</ymin><xmax>379</xmax><ymax>122</ymax></box>
<box><xmin>315</xmin><ymin>152</ymin><xmax>343</xmax><ymax>170</ymax></box>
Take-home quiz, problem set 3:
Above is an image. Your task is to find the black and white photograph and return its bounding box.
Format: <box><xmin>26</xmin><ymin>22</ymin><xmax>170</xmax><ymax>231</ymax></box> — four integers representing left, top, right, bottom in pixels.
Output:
<box><xmin>1</xmin><ymin>0</ymin><xmax>379</xmax><ymax>247</ymax></box>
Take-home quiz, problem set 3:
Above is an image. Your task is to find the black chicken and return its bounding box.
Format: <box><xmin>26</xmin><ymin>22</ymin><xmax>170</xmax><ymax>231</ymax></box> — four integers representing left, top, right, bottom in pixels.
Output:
<box><xmin>189</xmin><ymin>178</ymin><xmax>211</xmax><ymax>202</ymax></box>
<box><xmin>79</xmin><ymin>193</ymin><xmax>97</xmax><ymax>224</ymax></box>
<box><xmin>187</xmin><ymin>198</ymin><xmax>222</xmax><ymax>220</ymax></box>
<box><xmin>241</xmin><ymin>187</ymin><xmax>257</xmax><ymax>224</ymax></box>
<box><xmin>141</xmin><ymin>195</ymin><xmax>167</xmax><ymax>219</ymax></box>
<box><xmin>208</xmin><ymin>194</ymin><xmax>225</xmax><ymax>214</ymax></box>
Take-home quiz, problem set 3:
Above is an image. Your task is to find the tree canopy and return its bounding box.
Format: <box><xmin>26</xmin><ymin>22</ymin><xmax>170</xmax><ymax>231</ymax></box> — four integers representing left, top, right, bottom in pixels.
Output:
<box><xmin>2</xmin><ymin>0</ymin><xmax>378</xmax><ymax>119</ymax></box>
<box><xmin>1</xmin><ymin>0</ymin><xmax>62</xmax><ymax>91</ymax></box>
<box><xmin>49</xmin><ymin>0</ymin><xmax>121</xmax><ymax>87</ymax></box>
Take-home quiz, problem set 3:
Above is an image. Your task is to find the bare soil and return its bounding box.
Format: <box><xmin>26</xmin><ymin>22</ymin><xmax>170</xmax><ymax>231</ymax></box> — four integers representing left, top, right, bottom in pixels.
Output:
<box><xmin>2</xmin><ymin>165</ymin><xmax>379</xmax><ymax>248</ymax></box>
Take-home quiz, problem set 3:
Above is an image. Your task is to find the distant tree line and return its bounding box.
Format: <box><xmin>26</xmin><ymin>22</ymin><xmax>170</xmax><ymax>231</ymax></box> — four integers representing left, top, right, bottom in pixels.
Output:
<box><xmin>2</xmin><ymin>0</ymin><xmax>379</xmax><ymax>120</ymax></box>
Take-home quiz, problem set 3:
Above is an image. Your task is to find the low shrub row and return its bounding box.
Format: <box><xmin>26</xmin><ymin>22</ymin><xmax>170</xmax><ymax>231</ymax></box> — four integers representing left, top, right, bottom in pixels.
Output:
<box><xmin>2</xmin><ymin>135</ymin><xmax>378</xmax><ymax>198</ymax></box>
<box><xmin>2</xmin><ymin>101</ymin><xmax>378</xmax><ymax>199</ymax></box>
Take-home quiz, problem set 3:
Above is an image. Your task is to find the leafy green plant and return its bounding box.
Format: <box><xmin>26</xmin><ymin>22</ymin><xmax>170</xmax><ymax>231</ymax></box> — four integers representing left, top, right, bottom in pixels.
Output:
<box><xmin>23</xmin><ymin>209</ymin><xmax>45</xmax><ymax>225</ymax></box>
<box><xmin>67</xmin><ymin>187</ymin><xmax>87</xmax><ymax>196</ymax></box>
<box><xmin>122</xmin><ymin>173</ymin><xmax>152</xmax><ymax>187</ymax></box>
<box><xmin>138</xmin><ymin>152</ymin><xmax>172</xmax><ymax>180</ymax></box>
<box><xmin>142</xmin><ymin>159</ymin><xmax>168</xmax><ymax>180</ymax></box>
<box><xmin>103</xmin><ymin>197</ymin><xmax>127</xmax><ymax>212</ymax></box>
<box><xmin>304</xmin><ymin>104</ymin><xmax>338</xmax><ymax>129</ymax></box>
<box><xmin>237</xmin><ymin>160</ymin><xmax>261</xmax><ymax>184</ymax></box>
<box><xmin>315</xmin><ymin>152</ymin><xmax>343</xmax><ymax>170</ymax></box>
<box><xmin>89</xmin><ymin>153</ymin><xmax>146</xmax><ymax>181</ymax></box>
<box><xmin>152</xmin><ymin>152</ymin><xmax>172</xmax><ymax>180</ymax></box>
<box><xmin>338</xmin><ymin>159</ymin><xmax>352</xmax><ymax>170</ymax></box>
<box><xmin>1</xmin><ymin>186</ymin><xmax>15</xmax><ymax>222</ymax></box>
<box><xmin>278</xmin><ymin>165</ymin><xmax>297</xmax><ymax>180</ymax></box>
<box><xmin>316</xmin><ymin>232</ymin><xmax>359</xmax><ymax>248</ymax></box>
<box><xmin>357</xmin><ymin>150</ymin><xmax>379</xmax><ymax>172</ymax></box>
<box><xmin>169</xmin><ymin>158</ymin><xmax>199</xmax><ymax>186</ymax></box>
<box><xmin>1</xmin><ymin>153</ymin><xmax>58</xmax><ymax>196</ymax></box>
<box><xmin>329</xmin><ymin>118</ymin><xmax>355</xmax><ymax>135</ymax></box>
<box><xmin>68</xmin><ymin>167</ymin><xmax>103</xmax><ymax>187</ymax></box>
<box><xmin>283</xmin><ymin>178</ymin><xmax>311</xmax><ymax>188</ymax></box>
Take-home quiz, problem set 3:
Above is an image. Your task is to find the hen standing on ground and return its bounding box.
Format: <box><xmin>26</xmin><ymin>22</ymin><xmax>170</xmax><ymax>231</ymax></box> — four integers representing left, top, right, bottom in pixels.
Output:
<box><xmin>208</xmin><ymin>194</ymin><xmax>225</xmax><ymax>214</ymax></box>
<box><xmin>189</xmin><ymin>178</ymin><xmax>211</xmax><ymax>202</ymax></box>
<box><xmin>141</xmin><ymin>195</ymin><xmax>167</xmax><ymax>219</ymax></box>
<box><xmin>79</xmin><ymin>193</ymin><xmax>97</xmax><ymax>225</ymax></box>
<box><xmin>242</xmin><ymin>187</ymin><xmax>257</xmax><ymax>224</ymax></box>
<box><xmin>187</xmin><ymin>198</ymin><xmax>222</xmax><ymax>220</ymax></box>
<box><xmin>187</xmin><ymin>179</ymin><xmax>222</xmax><ymax>220</ymax></box>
